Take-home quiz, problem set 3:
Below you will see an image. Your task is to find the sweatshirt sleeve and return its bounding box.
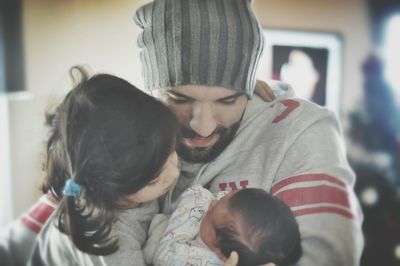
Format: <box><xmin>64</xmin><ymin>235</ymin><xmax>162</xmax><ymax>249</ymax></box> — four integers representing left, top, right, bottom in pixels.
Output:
<box><xmin>153</xmin><ymin>185</ymin><xmax>221</xmax><ymax>266</ymax></box>
<box><xmin>1</xmin><ymin>193</ymin><xmax>58</xmax><ymax>266</ymax></box>
<box><xmin>101</xmin><ymin>200</ymin><xmax>159</xmax><ymax>266</ymax></box>
<box><xmin>143</xmin><ymin>214</ymin><xmax>169</xmax><ymax>265</ymax></box>
<box><xmin>27</xmin><ymin>200</ymin><xmax>159</xmax><ymax>266</ymax></box>
<box><xmin>273</xmin><ymin>109</ymin><xmax>364</xmax><ymax>266</ymax></box>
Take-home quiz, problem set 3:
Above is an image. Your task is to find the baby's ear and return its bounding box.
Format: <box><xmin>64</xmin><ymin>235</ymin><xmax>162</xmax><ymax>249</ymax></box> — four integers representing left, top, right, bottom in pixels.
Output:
<box><xmin>215</xmin><ymin>248</ymin><xmax>228</xmax><ymax>261</ymax></box>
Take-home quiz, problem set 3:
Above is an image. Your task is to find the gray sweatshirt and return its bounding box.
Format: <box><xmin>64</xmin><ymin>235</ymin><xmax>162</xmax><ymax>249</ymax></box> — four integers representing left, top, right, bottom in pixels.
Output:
<box><xmin>0</xmin><ymin>194</ymin><xmax>58</xmax><ymax>266</ymax></box>
<box><xmin>162</xmin><ymin>82</ymin><xmax>364</xmax><ymax>266</ymax></box>
<box><xmin>28</xmin><ymin>200</ymin><xmax>158</xmax><ymax>266</ymax></box>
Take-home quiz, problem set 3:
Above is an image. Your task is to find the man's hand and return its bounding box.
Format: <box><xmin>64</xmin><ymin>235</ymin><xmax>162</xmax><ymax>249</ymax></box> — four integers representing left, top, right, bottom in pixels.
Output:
<box><xmin>224</xmin><ymin>251</ymin><xmax>239</xmax><ymax>266</ymax></box>
<box><xmin>254</xmin><ymin>80</ymin><xmax>276</xmax><ymax>102</ymax></box>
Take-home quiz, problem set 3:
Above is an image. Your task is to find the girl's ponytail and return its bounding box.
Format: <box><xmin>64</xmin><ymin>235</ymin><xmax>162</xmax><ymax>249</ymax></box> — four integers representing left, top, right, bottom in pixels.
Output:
<box><xmin>57</xmin><ymin>186</ymin><xmax>119</xmax><ymax>255</ymax></box>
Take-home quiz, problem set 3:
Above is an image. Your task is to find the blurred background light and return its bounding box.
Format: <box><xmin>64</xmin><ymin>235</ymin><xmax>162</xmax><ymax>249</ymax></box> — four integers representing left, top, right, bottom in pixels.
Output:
<box><xmin>361</xmin><ymin>187</ymin><xmax>379</xmax><ymax>206</ymax></box>
<box><xmin>383</xmin><ymin>14</ymin><xmax>400</xmax><ymax>104</ymax></box>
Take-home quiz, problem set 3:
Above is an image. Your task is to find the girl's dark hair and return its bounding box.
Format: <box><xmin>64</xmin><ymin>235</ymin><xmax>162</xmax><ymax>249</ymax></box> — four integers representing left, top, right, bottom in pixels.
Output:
<box><xmin>41</xmin><ymin>66</ymin><xmax>180</xmax><ymax>255</ymax></box>
<box><xmin>217</xmin><ymin>188</ymin><xmax>302</xmax><ymax>266</ymax></box>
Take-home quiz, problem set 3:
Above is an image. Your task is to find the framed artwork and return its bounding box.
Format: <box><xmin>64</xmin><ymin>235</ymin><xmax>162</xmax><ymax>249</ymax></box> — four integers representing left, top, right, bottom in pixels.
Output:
<box><xmin>257</xmin><ymin>29</ymin><xmax>342</xmax><ymax>114</ymax></box>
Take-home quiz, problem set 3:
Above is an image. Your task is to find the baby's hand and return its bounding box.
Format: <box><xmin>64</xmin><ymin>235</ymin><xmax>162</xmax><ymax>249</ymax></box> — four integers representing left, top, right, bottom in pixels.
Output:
<box><xmin>223</xmin><ymin>251</ymin><xmax>238</xmax><ymax>266</ymax></box>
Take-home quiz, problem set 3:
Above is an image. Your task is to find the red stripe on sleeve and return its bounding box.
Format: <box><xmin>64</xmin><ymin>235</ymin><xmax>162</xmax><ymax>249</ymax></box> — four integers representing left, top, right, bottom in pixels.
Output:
<box><xmin>271</xmin><ymin>174</ymin><xmax>346</xmax><ymax>194</ymax></box>
<box><xmin>28</xmin><ymin>202</ymin><xmax>55</xmax><ymax>225</ymax></box>
<box><xmin>20</xmin><ymin>216</ymin><xmax>41</xmax><ymax>234</ymax></box>
<box><xmin>293</xmin><ymin>206</ymin><xmax>354</xmax><ymax>219</ymax></box>
<box><xmin>275</xmin><ymin>185</ymin><xmax>350</xmax><ymax>208</ymax></box>
<box><xmin>272</xmin><ymin>99</ymin><xmax>300</xmax><ymax>123</ymax></box>
<box><xmin>45</xmin><ymin>193</ymin><xmax>59</xmax><ymax>204</ymax></box>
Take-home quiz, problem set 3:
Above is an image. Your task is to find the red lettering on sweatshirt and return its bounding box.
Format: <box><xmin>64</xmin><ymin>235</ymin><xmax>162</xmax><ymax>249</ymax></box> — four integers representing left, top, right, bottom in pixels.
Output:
<box><xmin>219</xmin><ymin>183</ymin><xmax>228</xmax><ymax>191</ymax></box>
<box><xmin>228</xmin><ymin>182</ymin><xmax>238</xmax><ymax>190</ymax></box>
<box><xmin>240</xmin><ymin>180</ymin><xmax>249</xmax><ymax>189</ymax></box>
<box><xmin>273</xmin><ymin>99</ymin><xmax>300</xmax><ymax>123</ymax></box>
<box><xmin>218</xmin><ymin>180</ymin><xmax>249</xmax><ymax>191</ymax></box>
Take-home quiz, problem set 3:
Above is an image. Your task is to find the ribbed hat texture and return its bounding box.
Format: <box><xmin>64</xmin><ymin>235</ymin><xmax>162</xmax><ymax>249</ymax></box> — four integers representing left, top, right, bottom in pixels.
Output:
<box><xmin>134</xmin><ymin>0</ymin><xmax>264</xmax><ymax>96</ymax></box>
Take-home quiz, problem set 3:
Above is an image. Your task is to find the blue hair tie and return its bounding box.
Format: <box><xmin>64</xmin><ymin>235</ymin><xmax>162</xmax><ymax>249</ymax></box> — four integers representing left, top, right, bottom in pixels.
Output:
<box><xmin>63</xmin><ymin>179</ymin><xmax>81</xmax><ymax>197</ymax></box>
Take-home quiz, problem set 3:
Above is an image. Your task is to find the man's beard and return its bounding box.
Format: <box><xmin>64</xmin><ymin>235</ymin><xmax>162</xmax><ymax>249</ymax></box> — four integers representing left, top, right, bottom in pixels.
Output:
<box><xmin>177</xmin><ymin>120</ymin><xmax>241</xmax><ymax>163</ymax></box>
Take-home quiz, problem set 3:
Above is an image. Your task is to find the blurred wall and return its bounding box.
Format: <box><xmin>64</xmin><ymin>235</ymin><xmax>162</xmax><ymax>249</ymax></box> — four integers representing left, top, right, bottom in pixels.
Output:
<box><xmin>8</xmin><ymin>0</ymin><xmax>371</xmax><ymax>217</ymax></box>
<box><xmin>10</xmin><ymin>0</ymin><xmax>150</xmax><ymax>217</ymax></box>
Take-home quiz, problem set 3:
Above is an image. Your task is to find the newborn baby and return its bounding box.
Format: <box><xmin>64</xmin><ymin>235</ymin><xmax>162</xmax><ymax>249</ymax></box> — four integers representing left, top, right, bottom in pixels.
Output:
<box><xmin>150</xmin><ymin>185</ymin><xmax>302</xmax><ymax>266</ymax></box>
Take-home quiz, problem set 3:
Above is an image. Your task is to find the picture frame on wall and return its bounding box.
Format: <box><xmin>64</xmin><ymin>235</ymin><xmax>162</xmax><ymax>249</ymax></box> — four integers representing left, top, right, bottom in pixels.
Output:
<box><xmin>257</xmin><ymin>29</ymin><xmax>342</xmax><ymax>114</ymax></box>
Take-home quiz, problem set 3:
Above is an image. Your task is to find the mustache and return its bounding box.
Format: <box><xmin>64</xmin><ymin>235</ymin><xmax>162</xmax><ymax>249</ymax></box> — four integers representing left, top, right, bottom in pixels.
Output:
<box><xmin>180</xmin><ymin>126</ymin><xmax>228</xmax><ymax>139</ymax></box>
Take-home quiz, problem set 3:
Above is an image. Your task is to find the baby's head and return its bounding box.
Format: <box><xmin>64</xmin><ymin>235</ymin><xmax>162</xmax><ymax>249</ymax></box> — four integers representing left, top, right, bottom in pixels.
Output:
<box><xmin>200</xmin><ymin>188</ymin><xmax>302</xmax><ymax>266</ymax></box>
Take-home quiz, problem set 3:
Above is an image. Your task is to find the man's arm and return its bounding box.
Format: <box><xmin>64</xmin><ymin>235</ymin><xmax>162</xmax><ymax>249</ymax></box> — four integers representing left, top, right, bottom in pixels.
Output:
<box><xmin>1</xmin><ymin>193</ymin><xmax>58</xmax><ymax>266</ymax></box>
<box><xmin>273</xmin><ymin>110</ymin><xmax>364</xmax><ymax>266</ymax></box>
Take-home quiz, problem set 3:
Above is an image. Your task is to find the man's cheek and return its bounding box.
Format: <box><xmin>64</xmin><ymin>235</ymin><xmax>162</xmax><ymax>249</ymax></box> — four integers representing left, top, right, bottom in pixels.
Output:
<box><xmin>171</xmin><ymin>107</ymin><xmax>191</xmax><ymax>125</ymax></box>
<box><xmin>224</xmin><ymin>111</ymin><xmax>245</xmax><ymax>126</ymax></box>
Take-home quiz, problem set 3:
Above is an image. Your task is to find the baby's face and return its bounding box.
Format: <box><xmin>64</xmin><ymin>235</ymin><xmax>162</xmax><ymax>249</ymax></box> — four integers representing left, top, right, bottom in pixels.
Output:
<box><xmin>199</xmin><ymin>190</ymin><xmax>238</xmax><ymax>260</ymax></box>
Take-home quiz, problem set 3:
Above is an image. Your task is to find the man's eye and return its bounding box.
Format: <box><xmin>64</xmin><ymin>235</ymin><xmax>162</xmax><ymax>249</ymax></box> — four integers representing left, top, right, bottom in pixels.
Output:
<box><xmin>171</xmin><ymin>98</ymin><xmax>192</xmax><ymax>104</ymax></box>
<box><xmin>218</xmin><ymin>97</ymin><xmax>238</xmax><ymax>105</ymax></box>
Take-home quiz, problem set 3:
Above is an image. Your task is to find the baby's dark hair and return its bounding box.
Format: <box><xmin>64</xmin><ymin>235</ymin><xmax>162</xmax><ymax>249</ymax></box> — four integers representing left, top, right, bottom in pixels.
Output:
<box><xmin>216</xmin><ymin>188</ymin><xmax>302</xmax><ymax>266</ymax></box>
<box><xmin>41</xmin><ymin>66</ymin><xmax>180</xmax><ymax>255</ymax></box>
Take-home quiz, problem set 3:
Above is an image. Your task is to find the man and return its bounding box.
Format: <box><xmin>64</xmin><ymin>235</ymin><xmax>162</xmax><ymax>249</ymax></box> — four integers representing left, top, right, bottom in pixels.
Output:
<box><xmin>134</xmin><ymin>0</ymin><xmax>364</xmax><ymax>265</ymax></box>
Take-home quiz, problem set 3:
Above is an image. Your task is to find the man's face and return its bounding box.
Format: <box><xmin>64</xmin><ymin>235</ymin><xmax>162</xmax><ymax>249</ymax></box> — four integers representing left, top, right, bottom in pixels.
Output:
<box><xmin>156</xmin><ymin>85</ymin><xmax>248</xmax><ymax>163</ymax></box>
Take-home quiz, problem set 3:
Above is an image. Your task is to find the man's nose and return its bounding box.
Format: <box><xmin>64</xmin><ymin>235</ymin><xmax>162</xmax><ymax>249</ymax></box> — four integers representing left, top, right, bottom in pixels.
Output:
<box><xmin>189</xmin><ymin>103</ymin><xmax>217</xmax><ymax>137</ymax></box>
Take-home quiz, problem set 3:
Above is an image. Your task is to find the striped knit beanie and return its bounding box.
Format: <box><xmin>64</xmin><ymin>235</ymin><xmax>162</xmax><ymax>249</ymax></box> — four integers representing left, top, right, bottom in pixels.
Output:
<box><xmin>134</xmin><ymin>0</ymin><xmax>264</xmax><ymax>96</ymax></box>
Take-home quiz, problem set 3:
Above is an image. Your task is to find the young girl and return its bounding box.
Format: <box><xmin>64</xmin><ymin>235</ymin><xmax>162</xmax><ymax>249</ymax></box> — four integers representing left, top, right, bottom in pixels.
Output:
<box><xmin>28</xmin><ymin>66</ymin><xmax>180</xmax><ymax>265</ymax></box>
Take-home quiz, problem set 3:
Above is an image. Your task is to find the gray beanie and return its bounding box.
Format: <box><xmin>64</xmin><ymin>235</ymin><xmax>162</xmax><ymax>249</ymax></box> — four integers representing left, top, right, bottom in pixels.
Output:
<box><xmin>134</xmin><ymin>0</ymin><xmax>264</xmax><ymax>96</ymax></box>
